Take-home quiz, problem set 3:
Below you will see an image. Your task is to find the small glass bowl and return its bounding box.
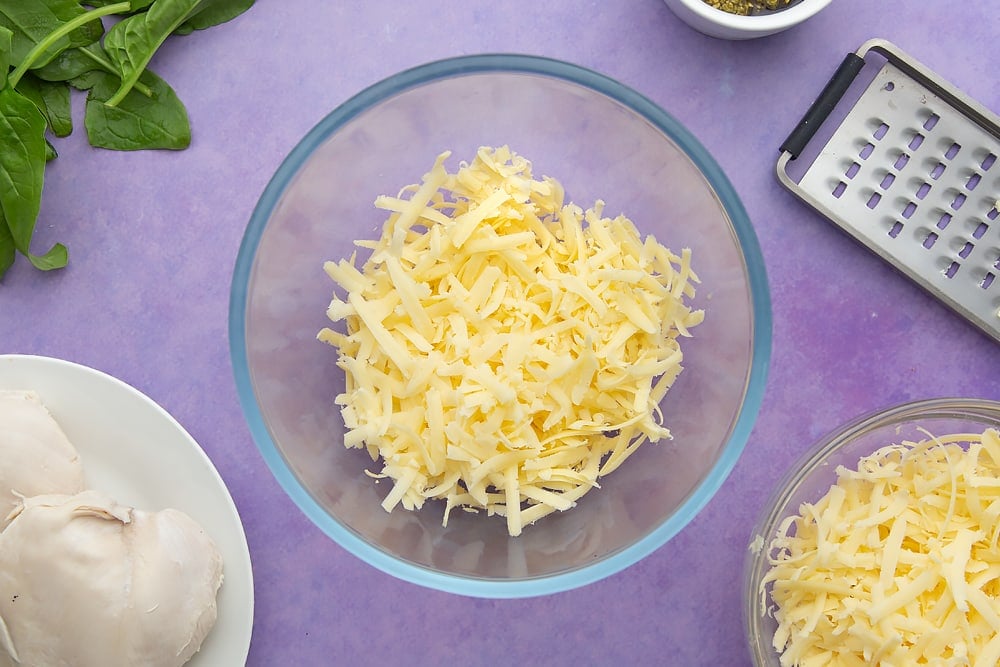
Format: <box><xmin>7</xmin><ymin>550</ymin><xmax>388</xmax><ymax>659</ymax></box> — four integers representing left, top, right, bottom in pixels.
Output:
<box><xmin>743</xmin><ymin>397</ymin><xmax>1000</xmax><ymax>665</ymax></box>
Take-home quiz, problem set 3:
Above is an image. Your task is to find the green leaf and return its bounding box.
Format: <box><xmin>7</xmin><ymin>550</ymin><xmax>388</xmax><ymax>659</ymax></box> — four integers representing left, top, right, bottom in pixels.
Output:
<box><xmin>103</xmin><ymin>0</ymin><xmax>205</xmax><ymax>106</ymax></box>
<box><xmin>68</xmin><ymin>68</ymin><xmax>104</xmax><ymax>90</ymax></box>
<box><xmin>85</xmin><ymin>0</ymin><xmax>155</xmax><ymax>10</ymax></box>
<box><xmin>44</xmin><ymin>138</ymin><xmax>58</xmax><ymax>161</ymax></box>
<box><xmin>15</xmin><ymin>74</ymin><xmax>73</xmax><ymax>137</ymax></box>
<box><xmin>178</xmin><ymin>0</ymin><xmax>253</xmax><ymax>33</ymax></box>
<box><xmin>0</xmin><ymin>25</ymin><xmax>12</xmax><ymax>88</ymax></box>
<box><xmin>0</xmin><ymin>210</ymin><xmax>15</xmax><ymax>280</ymax></box>
<box><xmin>36</xmin><ymin>41</ymin><xmax>155</xmax><ymax>98</ymax></box>
<box><xmin>0</xmin><ymin>0</ymin><xmax>104</xmax><ymax>70</ymax></box>
<box><xmin>0</xmin><ymin>87</ymin><xmax>67</xmax><ymax>272</ymax></box>
<box><xmin>84</xmin><ymin>68</ymin><xmax>190</xmax><ymax>150</ymax></box>
<box><xmin>32</xmin><ymin>42</ymin><xmax>105</xmax><ymax>82</ymax></box>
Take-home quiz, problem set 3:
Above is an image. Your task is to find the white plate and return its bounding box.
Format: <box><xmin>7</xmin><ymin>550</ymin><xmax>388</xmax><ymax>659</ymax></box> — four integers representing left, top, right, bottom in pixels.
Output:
<box><xmin>0</xmin><ymin>354</ymin><xmax>253</xmax><ymax>666</ymax></box>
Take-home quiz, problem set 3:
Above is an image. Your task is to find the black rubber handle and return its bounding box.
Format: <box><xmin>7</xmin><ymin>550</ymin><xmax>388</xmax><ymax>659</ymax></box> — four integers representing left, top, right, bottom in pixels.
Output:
<box><xmin>780</xmin><ymin>52</ymin><xmax>865</xmax><ymax>159</ymax></box>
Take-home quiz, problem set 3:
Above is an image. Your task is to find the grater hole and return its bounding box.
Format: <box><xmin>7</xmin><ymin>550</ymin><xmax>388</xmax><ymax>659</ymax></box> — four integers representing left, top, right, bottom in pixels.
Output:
<box><xmin>959</xmin><ymin>242</ymin><xmax>974</xmax><ymax>259</ymax></box>
<box><xmin>973</xmin><ymin>223</ymin><xmax>988</xmax><ymax>239</ymax></box>
<box><xmin>945</xmin><ymin>142</ymin><xmax>961</xmax><ymax>160</ymax></box>
<box><xmin>845</xmin><ymin>162</ymin><xmax>861</xmax><ymax>179</ymax></box>
<box><xmin>982</xmin><ymin>153</ymin><xmax>997</xmax><ymax>170</ymax></box>
<box><xmin>945</xmin><ymin>261</ymin><xmax>960</xmax><ymax>279</ymax></box>
<box><xmin>880</xmin><ymin>173</ymin><xmax>896</xmax><ymax>190</ymax></box>
<box><xmin>988</xmin><ymin>207</ymin><xmax>999</xmax><ymax>221</ymax></box>
<box><xmin>893</xmin><ymin>153</ymin><xmax>910</xmax><ymax>170</ymax></box>
<box><xmin>832</xmin><ymin>181</ymin><xmax>847</xmax><ymax>198</ymax></box>
<box><xmin>909</xmin><ymin>133</ymin><xmax>925</xmax><ymax>150</ymax></box>
<box><xmin>916</xmin><ymin>182</ymin><xmax>931</xmax><ymax>199</ymax></box>
<box><xmin>873</xmin><ymin>123</ymin><xmax>890</xmax><ymax>140</ymax></box>
<box><xmin>983</xmin><ymin>273</ymin><xmax>996</xmax><ymax>290</ymax></box>
<box><xmin>923</xmin><ymin>113</ymin><xmax>940</xmax><ymax>131</ymax></box>
<box><xmin>888</xmin><ymin>221</ymin><xmax>903</xmax><ymax>238</ymax></box>
<box><xmin>867</xmin><ymin>192</ymin><xmax>882</xmax><ymax>209</ymax></box>
<box><xmin>860</xmin><ymin>142</ymin><xmax>875</xmax><ymax>159</ymax></box>
<box><xmin>923</xmin><ymin>232</ymin><xmax>939</xmax><ymax>249</ymax></box>
<box><xmin>951</xmin><ymin>193</ymin><xmax>967</xmax><ymax>210</ymax></box>
<box><xmin>965</xmin><ymin>173</ymin><xmax>981</xmax><ymax>191</ymax></box>
<box><xmin>930</xmin><ymin>162</ymin><xmax>946</xmax><ymax>179</ymax></box>
<box><xmin>883</xmin><ymin>81</ymin><xmax>895</xmax><ymax>92</ymax></box>
<box><xmin>902</xmin><ymin>202</ymin><xmax>917</xmax><ymax>219</ymax></box>
<box><xmin>937</xmin><ymin>213</ymin><xmax>952</xmax><ymax>230</ymax></box>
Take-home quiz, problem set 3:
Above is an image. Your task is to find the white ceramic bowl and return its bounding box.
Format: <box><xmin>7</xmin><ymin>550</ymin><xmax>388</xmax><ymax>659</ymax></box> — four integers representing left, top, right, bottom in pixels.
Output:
<box><xmin>662</xmin><ymin>0</ymin><xmax>832</xmax><ymax>40</ymax></box>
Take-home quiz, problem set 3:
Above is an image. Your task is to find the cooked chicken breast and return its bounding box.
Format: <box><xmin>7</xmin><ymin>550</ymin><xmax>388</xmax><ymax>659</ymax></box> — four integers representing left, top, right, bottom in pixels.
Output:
<box><xmin>0</xmin><ymin>391</ymin><xmax>84</xmax><ymax>526</ymax></box>
<box><xmin>0</xmin><ymin>491</ymin><xmax>224</xmax><ymax>667</ymax></box>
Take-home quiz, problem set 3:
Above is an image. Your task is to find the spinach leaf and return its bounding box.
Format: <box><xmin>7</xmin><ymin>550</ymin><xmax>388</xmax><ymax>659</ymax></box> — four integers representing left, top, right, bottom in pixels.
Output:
<box><xmin>35</xmin><ymin>41</ymin><xmax>155</xmax><ymax>99</ymax></box>
<box><xmin>68</xmin><ymin>68</ymin><xmax>104</xmax><ymax>90</ymax></box>
<box><xmin>15</xmin><ymin>74</ymin><xmax>73</xmax><ymax>137</ymax></box>
<box><xmin>1</xmin><ymin>0</ymin><xmax>254</xmax><ymax>280</ymax></box>
<box><xmin>175</xmin><ymin>0</ymin><xmax>253</xmax><ymax>34</ymax></box>
<box><xmin>0</xmin><ymin>211</ymin><xmax>14</xmax><ymax>278</ymax></box>
<box><xmin>0</xmin><ymin>87</ymin><xmax>66</xmax><ymax>274</ymax></box>
<box><xmin>84</xmin><ymin>68</ymin><xmax>190</xmax><ymax>150</ymax></box>
<box><xmin>84</xmin><ymin>0</ymin><xmax>155</xmax><ymax>10</ymax></box>
<box><xmin>0</xmin><ymin>25</ymin><xmax>11</xmax><ymax>88</ymax></box>
<box><xmin>32</xmin><ymin>42</ymin><xmax>105</xmax><ymax>82</ymax></box>
<box><xmin>7</xmin><ymin>2</ymin><xmax>129</xmax><ymax>89</ymax></box>
<box><xmin>103</xmin><ymin>0</ymin><xmax>208</xmax><ymax>106</ymax></box>
<box><xmin>0</xmin><ymin>0</ymin><xmax>104</xmax><ymax>70</ymax></box>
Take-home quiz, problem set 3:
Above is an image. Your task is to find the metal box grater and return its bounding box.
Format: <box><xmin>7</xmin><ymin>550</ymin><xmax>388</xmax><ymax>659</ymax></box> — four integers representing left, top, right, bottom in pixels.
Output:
<box><xmin>777</xmin><ymin>38</ymin><xmax>1000</xmax><ymax>344</ymax></box>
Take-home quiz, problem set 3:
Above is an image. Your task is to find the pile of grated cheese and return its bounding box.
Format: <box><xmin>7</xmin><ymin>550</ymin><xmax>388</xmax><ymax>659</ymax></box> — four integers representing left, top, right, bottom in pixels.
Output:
<box><xmin>760</xmin><ymin>428</ymin><xmax>1000</xmax><ymax>666</ymax></box>
<box><xmin>317</xmin><ymin>146</ymin><xmax>703</xmax><ymax>537</ymax></box>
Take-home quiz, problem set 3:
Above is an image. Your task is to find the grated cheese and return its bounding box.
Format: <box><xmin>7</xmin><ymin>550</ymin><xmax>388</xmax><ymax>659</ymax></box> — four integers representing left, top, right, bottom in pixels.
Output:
<box><xmin>318</xmin><ymin>146</ymin><xmax>703</xmax><ymax>537</ymax></box>
<box><xmin>761</xmin><ymin>428</ymin><xmax>1000</xmax><ymax>666</ymax></box>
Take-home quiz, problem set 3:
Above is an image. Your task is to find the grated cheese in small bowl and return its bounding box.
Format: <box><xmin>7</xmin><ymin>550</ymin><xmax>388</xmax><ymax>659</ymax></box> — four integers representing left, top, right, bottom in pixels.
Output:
<box><xmin>318</xmin><ymin>146</ymin><xmax>704</xmax><ymax>537</ymax></box>
<box><xmin>744</xmin><ymin>398</ymin><xmax>1000</xmax><ymax>666</ymax></box>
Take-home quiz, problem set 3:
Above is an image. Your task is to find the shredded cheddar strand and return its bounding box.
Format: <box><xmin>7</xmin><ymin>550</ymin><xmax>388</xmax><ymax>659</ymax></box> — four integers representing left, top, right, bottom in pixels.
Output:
<box><xmin>318</xmin><ymin>146</ymin><xmax>703</xmax><ymax>536</ymax></box>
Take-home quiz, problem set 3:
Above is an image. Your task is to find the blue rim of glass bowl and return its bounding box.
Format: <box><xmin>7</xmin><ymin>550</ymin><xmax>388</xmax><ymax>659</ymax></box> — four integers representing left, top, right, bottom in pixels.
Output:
<box><xmin>229</xmin><ymin>53</ymin><xmax>773</xmax><ymax>598</ymax></box>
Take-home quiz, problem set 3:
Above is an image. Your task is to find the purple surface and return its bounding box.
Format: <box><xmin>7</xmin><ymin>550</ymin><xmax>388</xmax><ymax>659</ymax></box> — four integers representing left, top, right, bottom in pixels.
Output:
<box><xmin>1</xmin><ymin>2</ymin><xmax>998</xmax><ymax>665</ymax></box>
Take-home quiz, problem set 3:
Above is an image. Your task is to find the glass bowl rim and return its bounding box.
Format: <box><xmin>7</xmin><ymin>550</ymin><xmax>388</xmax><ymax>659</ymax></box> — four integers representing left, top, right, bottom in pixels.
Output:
<box><xmin>229</xmin><ymin>53</ymin><xmax>773</xmax><ymax>598</ymax></box>
<box><xmin>742</xmin><ymin>396</ymin><xmax>1000</xmax><ymax>664</ymax></box>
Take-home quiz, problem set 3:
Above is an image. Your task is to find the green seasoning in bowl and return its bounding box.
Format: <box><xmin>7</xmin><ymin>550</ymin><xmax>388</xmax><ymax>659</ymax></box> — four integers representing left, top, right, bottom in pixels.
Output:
<box><xmin>702</xmin><ymin>0</ymin><xmax>794</xmax><ymax>15</ymax></box>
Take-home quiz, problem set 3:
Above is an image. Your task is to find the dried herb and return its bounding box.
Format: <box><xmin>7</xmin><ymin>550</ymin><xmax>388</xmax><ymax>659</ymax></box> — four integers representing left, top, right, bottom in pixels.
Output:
<box><xmin>701</xmin><ymin>0</ymin><xmax>794</xmax><ymax>16</ymax></box>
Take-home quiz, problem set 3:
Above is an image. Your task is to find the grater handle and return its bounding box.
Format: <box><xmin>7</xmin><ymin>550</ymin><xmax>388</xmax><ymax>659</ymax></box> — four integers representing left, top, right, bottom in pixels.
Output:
<box><xmin>780</xmin><ymin>53</ymin><xmax>865</xmax><ymax>159</ymax></box>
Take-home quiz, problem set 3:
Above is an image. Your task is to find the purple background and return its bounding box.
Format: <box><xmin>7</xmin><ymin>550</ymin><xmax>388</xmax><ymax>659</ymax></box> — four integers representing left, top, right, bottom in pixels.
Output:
<box><xmin>2</xmin><ymin>2</ymin><xmax>998</xmax><ymax>665</ymax></box>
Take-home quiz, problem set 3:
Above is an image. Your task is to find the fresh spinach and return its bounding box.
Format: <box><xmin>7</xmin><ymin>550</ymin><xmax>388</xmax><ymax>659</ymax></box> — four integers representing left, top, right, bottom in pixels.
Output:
<box><xmin>0</xmin><ymin>0</ymin><xmax>254</xmax><ymax>280</ymax></box>
<box><xmin>0</xmin><ymin>86</ymin><xmax>66</xmax><ymax>272</ymax></box>
<box><xmin>35</xmin><ymin>42</ymin><xmax>154</xmax><ymax>98</ymax></box>
<box><xmin>85</xmin><ymin>68</ymin><xmax>189</xmax><ymax>150</ymax></box>
<box><xmin>0</xmin><ymin>24</ymin><xmax>9</xmax><ymax>88</ymax></box>
<box><xmin>85</xmin><ymin>0</ymin><xmax>156</xmax><ymax>11</ymax></box>
<box><xmin>176</xmin><ymin>0</ymin><xmax>254</xmax><ymax>33</ymax></box>
<box><xmin>0</xmin><ymin>26</ymin><xmax>12</xmax><ymax>276</ymax></box>
<box><xmin>32</xmin><ymin>42</ymin><xmax>105</xmax><ymax>82</ymax></box>
<box><xmin>103</xmin><ymin>0</ymin><xmax>203</xmax><ymax>106</ymax></box>
<box><xmin>15</xmin><ymin>74</ymin><xmax>73</xmax><ymax>137</ymax></box>
<box><xmin>0</xmin><ymin>1</ymin><xmax>104</xmax><ymax>69</ymax></box>
<box><xmin>0</xmin><ymin>211</ymin><xmax>14</xmax><ymax>277</ymax></box>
